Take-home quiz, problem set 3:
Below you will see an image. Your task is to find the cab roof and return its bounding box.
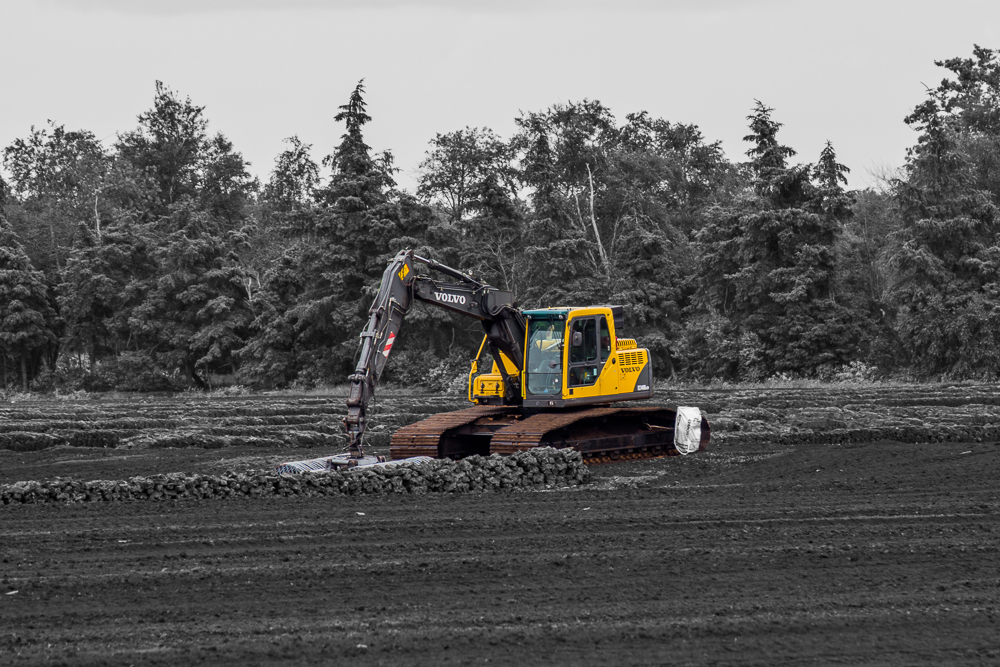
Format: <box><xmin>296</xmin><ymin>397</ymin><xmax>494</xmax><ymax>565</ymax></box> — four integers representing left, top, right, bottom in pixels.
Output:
<box><xmin>523</xmin><ymin>305</ymin><xmax>624</xmax><ymax>330</ymax></box>
<box><xmin>522</xmin><ymin>308</ymin><xmax>569</xmax><ymax>317</ymax></box>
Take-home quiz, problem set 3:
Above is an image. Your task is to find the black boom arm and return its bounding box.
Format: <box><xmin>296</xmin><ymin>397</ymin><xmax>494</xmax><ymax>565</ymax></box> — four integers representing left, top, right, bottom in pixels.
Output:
<box><xmin>343</xmin><ymin>250</ymin><xmax>525</xmax><ymax>456</ymax></box>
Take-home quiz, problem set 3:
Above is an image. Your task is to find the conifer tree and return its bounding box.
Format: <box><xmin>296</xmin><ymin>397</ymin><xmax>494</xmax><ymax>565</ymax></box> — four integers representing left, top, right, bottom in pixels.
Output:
<box><xmin>57</xmin><ymin>222</ymin><xmax>117</xmax><ymax>371</ymax></box>
<box><xmin>744</xmin><ymin>101</ymin><xmax>797</xmax><ymax>190</ymax></box>
<box><xmin>813</xmin><ymin>141</ymin><xmax>853</xmax><ymax>219</ymax></box>
<box><xmin>320</xmin><ymin>79</ymin><xmax>396</xmax><ymax>212</ymax></box>
<box><xmin>128</xmin><ymin>200</ymin><xmax>252</xmax><ymax>388</ymax></box>
<box><xmin>241</xmin><ymin>80</ymin><xmax>416</xmax><ymax>386</ymax></box>
<box><xmin>692</xmin><ymin>103</ymin><xmax>858</xmax><ymax>379</ymax></box>
<box><xmin>0</xmin><ymin>216</ymin><xmax>56</xmax><ymax>389</ymax></box>
<box><xmin>113</xmin><ymin>82</ymin><xmax>255</xmax><ymax>386</ymax></box>
<box><xmin>890</xmin><ymin>46</ymin><xmax>1000</xmax><ymax>377</ymax></box>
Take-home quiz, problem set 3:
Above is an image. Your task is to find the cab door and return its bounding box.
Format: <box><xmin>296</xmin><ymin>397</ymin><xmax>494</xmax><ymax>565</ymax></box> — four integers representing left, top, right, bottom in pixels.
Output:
<box><xmin>597</xmin><ymin>315</ymin><xmax>618</xmax><ymax>396</ymax></box>
<box><xmin>565</xmin><ymin>315</ymin><xmax>605</xmax><ymax>400</ymax></box>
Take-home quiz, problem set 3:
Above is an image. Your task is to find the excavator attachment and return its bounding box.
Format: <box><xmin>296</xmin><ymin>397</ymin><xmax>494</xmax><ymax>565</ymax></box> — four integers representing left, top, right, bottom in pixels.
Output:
<box><xmin>275</xmin><ymin>453</ymin><xmax>434</xmax><ymax>474</ymax></box>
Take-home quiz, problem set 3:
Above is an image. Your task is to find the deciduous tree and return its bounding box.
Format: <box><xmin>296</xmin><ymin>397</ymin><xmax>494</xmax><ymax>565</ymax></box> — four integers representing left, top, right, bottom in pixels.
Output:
<box><xmin>2</xmin><ymin>122</ymin><xmax>111</xmax><ymax>273</ymax></box>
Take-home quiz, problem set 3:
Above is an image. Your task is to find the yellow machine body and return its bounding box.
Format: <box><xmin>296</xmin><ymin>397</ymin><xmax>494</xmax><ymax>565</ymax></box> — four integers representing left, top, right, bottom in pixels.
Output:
<box><xmin>470</xmin><ymin>306</ymin><xmax>654</xmax><ymax>408</ymax></box>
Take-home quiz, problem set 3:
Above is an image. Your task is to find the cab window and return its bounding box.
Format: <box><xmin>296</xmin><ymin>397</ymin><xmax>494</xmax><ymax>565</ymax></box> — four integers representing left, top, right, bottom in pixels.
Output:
<box><xmin>525</xmin><ymin>318</ymin><xmax>563</xmax><ymax>396</ymax></box>
<box><xmin>570</xmin><ymin>319</ymin><xmax>597</xmax><ymax>364</ymax></box>
<box><xmin>584</xmin><ymin>320</ymin><xmax>597</xmax><ymax>362</ymax></box>
<box><xmin>599</xmin><ymin>316</ymin><xmax>611</xmax><ymax>362</ymax></box>
<box><xmin>568</xmin><ymin>318</ymin><xmax>599</xmax><ymax>387</ymax></box>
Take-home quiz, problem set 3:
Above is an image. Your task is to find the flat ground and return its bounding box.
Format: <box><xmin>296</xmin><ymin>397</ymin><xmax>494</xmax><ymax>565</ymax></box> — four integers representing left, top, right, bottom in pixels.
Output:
<box><xmin>1</xmin><ymin>389</ymin><xmax>999</xmax><ymax>665</ymax></box>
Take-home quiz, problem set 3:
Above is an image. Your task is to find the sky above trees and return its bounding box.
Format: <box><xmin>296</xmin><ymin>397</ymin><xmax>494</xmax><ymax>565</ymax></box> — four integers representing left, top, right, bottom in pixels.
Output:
<box><xmin>3</xmin><ymin>0</ymin><xmax>1000</xmax><ymax>192</ymax></box>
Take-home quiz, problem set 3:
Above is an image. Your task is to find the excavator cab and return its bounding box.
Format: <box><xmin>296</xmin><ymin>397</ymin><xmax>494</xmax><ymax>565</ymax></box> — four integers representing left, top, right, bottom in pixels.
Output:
<box><xmin>470</xmin><ymin>314</ymin><xmax>567</xmax><ymax>404</ymax></box>
<box><xmin>469</xmin><ymin>305</ymin><xmax>654</xmax><ymax>409</ymax></box>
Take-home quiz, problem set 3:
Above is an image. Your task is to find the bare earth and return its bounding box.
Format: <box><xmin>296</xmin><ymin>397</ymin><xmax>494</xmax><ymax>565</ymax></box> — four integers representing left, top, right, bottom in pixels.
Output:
<box><xmin>1</xmin><ymin>387</ymin><xmax>999</xmax><ymax>665</ymax></box>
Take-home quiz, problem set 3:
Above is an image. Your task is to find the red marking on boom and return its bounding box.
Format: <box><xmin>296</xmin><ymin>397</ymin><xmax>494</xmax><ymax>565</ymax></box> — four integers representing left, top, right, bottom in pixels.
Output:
<box><xmin>382</xmin><ymin>332</ymin><xmax>396</xmax><ymax>358</ymax></box>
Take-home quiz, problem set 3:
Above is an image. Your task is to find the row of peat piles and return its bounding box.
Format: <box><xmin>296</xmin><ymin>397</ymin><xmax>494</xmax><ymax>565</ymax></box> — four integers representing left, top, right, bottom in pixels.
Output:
<box><xmin>0</xmin><ymin>448</ymin><xmax>590</xmax><ymax>504</ymax></box>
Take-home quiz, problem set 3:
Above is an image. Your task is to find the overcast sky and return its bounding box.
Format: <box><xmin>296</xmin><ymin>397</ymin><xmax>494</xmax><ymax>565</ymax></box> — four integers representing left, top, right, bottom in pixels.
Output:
<box><xmin>2</xmin><ymin>0</ymin><xmax>999</xmax><ymax>192</ymax></box>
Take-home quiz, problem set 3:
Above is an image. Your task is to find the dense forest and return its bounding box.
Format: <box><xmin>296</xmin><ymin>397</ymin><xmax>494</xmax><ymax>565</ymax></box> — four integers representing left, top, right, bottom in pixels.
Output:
<box><xmin>3</xmin><ymin>46</ymin><xmax>1000</xmax><ymax>393</ymax></box>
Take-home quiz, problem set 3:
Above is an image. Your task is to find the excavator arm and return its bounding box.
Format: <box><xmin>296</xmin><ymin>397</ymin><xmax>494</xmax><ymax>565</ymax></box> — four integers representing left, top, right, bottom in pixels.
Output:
<box><xmin>344</xmin><ymin>249</ymin><xmax>525</xmax><ymax>457</ymax></box>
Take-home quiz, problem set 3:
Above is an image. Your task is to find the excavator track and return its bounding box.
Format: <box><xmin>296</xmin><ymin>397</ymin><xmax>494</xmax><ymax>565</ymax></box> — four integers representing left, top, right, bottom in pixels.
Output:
<box><xmin>389</xmin><ymin>405</ymin><xmax>517</xmax><ymax>459</ymax></box>
<box><xmin>390</xmin><ymin>405</ymin><xmax>710</xmax><ymax>463</ymax></box>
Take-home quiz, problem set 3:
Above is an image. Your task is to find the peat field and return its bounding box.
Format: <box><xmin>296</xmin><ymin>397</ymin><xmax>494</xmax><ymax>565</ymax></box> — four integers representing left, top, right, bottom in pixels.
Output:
<box><xmin>1</xmin><ymin>384</ymin><xmax>998</xmax><ymax>665</ymax></box>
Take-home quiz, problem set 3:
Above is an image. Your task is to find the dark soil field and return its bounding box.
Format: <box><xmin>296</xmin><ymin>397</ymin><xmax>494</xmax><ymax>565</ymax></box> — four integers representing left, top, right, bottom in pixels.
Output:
<box><xmin>2</xmin><ymin>385</ymin><xmax>999</xmax><ymax>665</ymax></box>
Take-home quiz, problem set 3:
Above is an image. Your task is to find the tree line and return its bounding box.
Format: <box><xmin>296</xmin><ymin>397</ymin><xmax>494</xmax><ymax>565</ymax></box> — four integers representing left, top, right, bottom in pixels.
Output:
<box><xmin>2</xmin><ymin>46</ymin><xmax>1000</xmax><ymax>392</ymax></box>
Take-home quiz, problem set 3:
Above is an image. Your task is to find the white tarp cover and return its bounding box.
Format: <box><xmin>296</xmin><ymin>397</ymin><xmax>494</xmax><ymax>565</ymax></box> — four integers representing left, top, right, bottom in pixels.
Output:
<box><xmin>673</xmin><ymin>406</ymin><xmax>702</xmax><ymax>455</ymax></box>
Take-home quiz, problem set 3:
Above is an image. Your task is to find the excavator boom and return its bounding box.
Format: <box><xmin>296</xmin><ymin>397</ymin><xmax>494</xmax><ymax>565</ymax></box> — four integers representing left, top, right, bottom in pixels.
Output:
<box><xmin>344</xmin><ymin>250</ymin><xmax>525</xmax><ymax>456</ymax></box>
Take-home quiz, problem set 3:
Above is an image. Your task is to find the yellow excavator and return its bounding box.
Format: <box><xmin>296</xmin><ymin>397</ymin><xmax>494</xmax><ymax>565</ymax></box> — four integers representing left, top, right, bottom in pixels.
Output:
<box><xmin>333</xmin><ymin>249</ymin><xmax>709</xmax><ymax>467</ymax></box>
